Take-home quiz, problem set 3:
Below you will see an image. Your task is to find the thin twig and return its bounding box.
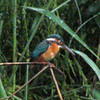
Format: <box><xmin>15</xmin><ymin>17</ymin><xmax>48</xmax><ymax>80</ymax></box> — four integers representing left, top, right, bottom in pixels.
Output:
<box><xmin>52</xmin><ymin>66</ymin><xmax>64</xmax><ymax>76</ymax></box>
<box><xmin>50</xmin><ymin>67</ymin><xmax>63</xmax><ymax>100</ymax></box>
<box><xmin>0</xmin><ymin>62</ymin><xmax>64</xmax><ymax>75</ymax></box>
<box><xmin>0</xmin><ymin>62</ymin><xmax>49</xmax><ymax>66</ymax></box>
<box><xmin>0</xmin><ymin>66</ymin><xmax>48</xmax><ymax>100</ymax></box>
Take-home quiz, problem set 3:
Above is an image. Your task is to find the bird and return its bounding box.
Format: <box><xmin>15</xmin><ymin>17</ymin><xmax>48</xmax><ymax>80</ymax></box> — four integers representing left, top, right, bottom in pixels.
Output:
<box><xmin>30</xmin><ymin>34</ymin><xmax>75</xmax><ymax>64</ymax></box>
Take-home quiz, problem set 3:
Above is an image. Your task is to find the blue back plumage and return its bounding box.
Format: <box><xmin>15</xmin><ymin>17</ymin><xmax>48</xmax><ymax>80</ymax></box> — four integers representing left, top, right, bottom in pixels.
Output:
<box><xmin>30</xmin><ymin>40</ymin><xmax>49</xmax><ymax>61</ymax></box>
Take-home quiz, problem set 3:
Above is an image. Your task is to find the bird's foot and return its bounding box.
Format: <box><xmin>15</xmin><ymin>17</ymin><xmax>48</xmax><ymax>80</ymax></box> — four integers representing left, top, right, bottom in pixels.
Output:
<box><xmin>51</xmin><ymin>63</ymin><xmax>55</xmax><ymax>67</ymax></box>
<box><xmin>47</xmin><ymin>62</ymin><xmax>55</xmax><ymax>68</ymax></box>
<box><xmin>42</xmin><ymin>61</ymin><xmax>46</xmax><ymax>65</ymax></box>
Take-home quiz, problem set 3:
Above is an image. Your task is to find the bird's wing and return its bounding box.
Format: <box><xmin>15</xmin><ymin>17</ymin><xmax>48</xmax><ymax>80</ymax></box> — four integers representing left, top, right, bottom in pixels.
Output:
<box><xmin>30</xmin><ymin>40</ymin><xmax>49</xmax><ymax>61</ymax></box>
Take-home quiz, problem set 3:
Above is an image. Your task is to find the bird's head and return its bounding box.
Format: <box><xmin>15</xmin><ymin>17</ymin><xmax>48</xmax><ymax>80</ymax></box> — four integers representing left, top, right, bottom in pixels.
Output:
<box><xmin>46</xmin><ymin>34</ymin><xmax>75</xmax><ymax>55</ymax></box>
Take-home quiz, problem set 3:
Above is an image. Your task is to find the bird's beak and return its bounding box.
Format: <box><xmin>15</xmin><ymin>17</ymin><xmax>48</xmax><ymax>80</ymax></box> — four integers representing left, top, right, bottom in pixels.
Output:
<box><xmin>61</xmin><ymin>44</ymin><xmax>75</xmax><ymax>56</ymax></box>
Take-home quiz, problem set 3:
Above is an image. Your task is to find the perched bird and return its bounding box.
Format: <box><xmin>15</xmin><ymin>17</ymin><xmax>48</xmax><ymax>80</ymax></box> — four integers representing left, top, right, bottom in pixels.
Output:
<box><xmin>30</xmin><ymin>34</ymin><xmax>75</xmax><ymax>63</ymax></box>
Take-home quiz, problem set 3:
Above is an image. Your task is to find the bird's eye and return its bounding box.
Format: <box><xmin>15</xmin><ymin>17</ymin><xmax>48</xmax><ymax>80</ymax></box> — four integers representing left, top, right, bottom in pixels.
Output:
<box><xmin>58</xmin><ymin>40</ymin><xmax>63</xmax><ymax>45</ymax></box>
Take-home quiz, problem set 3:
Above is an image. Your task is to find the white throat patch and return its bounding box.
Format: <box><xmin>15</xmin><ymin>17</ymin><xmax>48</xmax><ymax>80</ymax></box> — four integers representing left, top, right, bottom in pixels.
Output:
<box><xmin>58</xmin><ymin>45</ymin><xmax>62</xmax><ymax>48</ymax></box>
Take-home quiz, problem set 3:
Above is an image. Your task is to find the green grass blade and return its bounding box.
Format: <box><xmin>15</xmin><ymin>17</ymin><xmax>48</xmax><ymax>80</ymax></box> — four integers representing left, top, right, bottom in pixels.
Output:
<box><xmin>74</xmin><ymin>0</ymin><xmax>82</xmax><ymax>26</ymax></box>
<box><xmin>0</xmin><ymin>78</ymin><xmax>7</xmax><ymax>99</ymax></box>
<box><xmin>74</xmin><ymin>0</ymin><xmax>82</xmax><ymax>34</ymax></box>
<box><xmin>25</xmin><ymin>65</ymin><xmax>29</xmax><ymax>100</ymax></box>
<box><xmin>0</xmin><ymin>19</ymin><xmax>3</xmax><ymax>56</ymax></box>
<box><xmin>76</xmin><ymin>12</ymin><xmax>100</xmax><ymax>33</ymax></box>
<box><xmin>74</xmin><ymin>50</ymin><xmax>100</xmax><ymax>81</ymax></box>
<box><xmin>24</xmin><ymin>6</ymin><xmax>100</xmax><ymax>60</ymax></box>
<box><xmin>51</xmin><ymin>0</ymin><xmax>71</xmax><ymax>12</ymax></box>
<box><xmin>12</xmin><ymin>0</ymin><xmax>17</xmax><ymax>97</ymax></box>
<box><xmin>8</xmin><ymin>92</ymin><xmax>22</xmax><ymax>100</ymax></box>
<box><xmin>12</xmin><ymin>0</ymin><xmax>17</xmax><ymax>62</ymax></box>
<box><xmin>22</xmin><ymin>3</ymin><xmax>29</xmax><ymax>99</ymax></box>
<box><xmin>0</xmin><ymin>20</ymin><xmax>3</xmax><ymax>44</ymax></box>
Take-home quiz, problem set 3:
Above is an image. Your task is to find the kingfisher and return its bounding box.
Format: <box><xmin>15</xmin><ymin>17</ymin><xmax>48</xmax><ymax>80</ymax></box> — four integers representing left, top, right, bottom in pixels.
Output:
<box><xmin>30</xmin><ymin>34</ymin><xmax>75</xmax><ymax>63</ymax></box>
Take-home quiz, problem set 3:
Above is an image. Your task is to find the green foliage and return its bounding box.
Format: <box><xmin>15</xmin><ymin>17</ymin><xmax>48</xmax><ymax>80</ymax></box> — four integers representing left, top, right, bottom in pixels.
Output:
<box><xmin>0</xmin><ymin>79</ymin><xmax>7</xmax><ymax>99</ymax></box>
<box><xmin>74</xmin><ymin>50</ymin><xmax>100</xmax><ymax>80</ymax></box>
<box><xmin>0</xmin><ymin>0</ymin><xmax>100</xmax><ymax>99</ymax></box>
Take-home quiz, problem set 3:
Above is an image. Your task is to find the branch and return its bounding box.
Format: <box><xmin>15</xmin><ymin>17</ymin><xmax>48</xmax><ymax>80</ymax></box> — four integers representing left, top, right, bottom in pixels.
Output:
<box><xmin>0</xmin><ymin>62</ymin><xmax>64</xmax><ymax>75</ymax></box>
<box><xmin>52</xmin><ymin>65</ymin><xmax>64</xmax><ymax>76</ymax></box>
<box><xmin>50</xmin><ymin>67</ymin><xmax>63</xmax><ymax>100</ymax></box>
<box><xmin>0</xmin><ymin>62</ymin><xmax>49</xmax><ymax>66</ymax></box>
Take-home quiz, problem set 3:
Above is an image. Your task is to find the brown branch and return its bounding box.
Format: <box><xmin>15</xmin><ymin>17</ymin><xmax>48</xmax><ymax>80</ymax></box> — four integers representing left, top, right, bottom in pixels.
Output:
<box><xmin>0</xmin><ymin>62</ymin><xmax>49</xmax><ymax>66</ymax></box>
<box><xmin>0</xmin><ymin>66</ymin><xmax>48</xmax><ymax>100</ymax></box>
<box><xmin>50</xmin><ymin>67</ymin><xmax>63</xmax><ymax>100</ymax></box>
<box><xmin>0</xmin><ymin>62</ymin><xmax>64</xmax><ymax>75</ymax></box>
<box><xmin>52</xmin><ymin>66</ymin><xmax>64</xmax><ymax>76</ymax></box>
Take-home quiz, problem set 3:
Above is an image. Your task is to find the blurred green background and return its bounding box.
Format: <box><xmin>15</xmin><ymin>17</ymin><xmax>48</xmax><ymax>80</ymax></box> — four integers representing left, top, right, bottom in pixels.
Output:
<box><xmin>0</xmin><ymin>0</ymin><xmax>100</xmax><ymax>99</ymax></box>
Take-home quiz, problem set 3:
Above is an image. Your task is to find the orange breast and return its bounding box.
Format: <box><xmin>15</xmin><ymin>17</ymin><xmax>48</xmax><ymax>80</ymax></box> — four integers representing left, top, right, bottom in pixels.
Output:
<box><xmin>37</xmin><ymin>43</ymin><xmax>59</xmax><ymax>61</ymax></box>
